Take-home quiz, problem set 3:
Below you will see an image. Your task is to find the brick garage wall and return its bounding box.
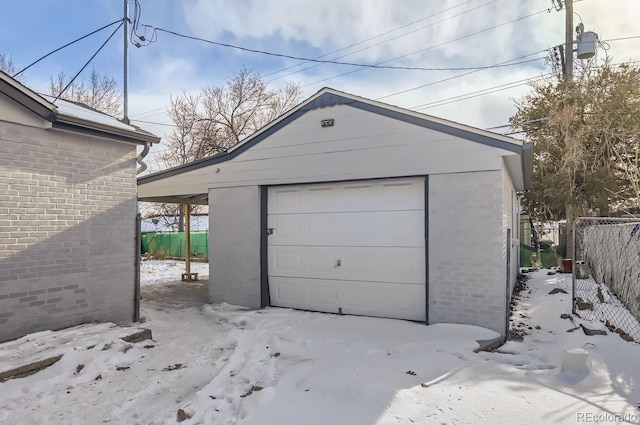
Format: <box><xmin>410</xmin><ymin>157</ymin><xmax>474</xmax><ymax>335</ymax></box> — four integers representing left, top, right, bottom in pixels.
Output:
<box><xmin>0</xmin><ymin>121</ymin><xmax>137</xmax><ymax>342</ymax></box>
<box><xmin>428</xmin><ymin>170</ymin><xmax>507</xmax><ymax>334</ymax></box>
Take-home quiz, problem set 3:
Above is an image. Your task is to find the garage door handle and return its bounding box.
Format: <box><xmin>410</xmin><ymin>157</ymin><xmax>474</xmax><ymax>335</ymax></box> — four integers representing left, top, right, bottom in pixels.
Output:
<box><xmin>267</xmin><ymin>228</ymin><xmax>275</xmax><ymax>235</ymax></box>
<box><xmin>335</xmin><ymin>259</ymin><xmax>341</xmax><ymax>267</ymax></box>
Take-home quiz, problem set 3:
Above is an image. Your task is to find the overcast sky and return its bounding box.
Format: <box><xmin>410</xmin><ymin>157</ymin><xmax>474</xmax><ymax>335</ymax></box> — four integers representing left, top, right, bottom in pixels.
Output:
<box><xmin>1</xmin><ymin>0</ymin><xmax>639</xmax><ymax>170</ymax></box>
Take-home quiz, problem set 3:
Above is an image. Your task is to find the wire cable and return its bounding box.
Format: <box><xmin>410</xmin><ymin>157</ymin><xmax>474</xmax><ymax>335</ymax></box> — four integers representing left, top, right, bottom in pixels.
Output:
<box><xmin>603</xmin><ymin>35</ymin><xmax>640</xmax><ymax>43</ymax></box>
<box><xmin>415</xmin><ymin>75</ymin><xmax>549</xmax><ymax>111</ymax></box>
<box><xmin>266</xmin><ymin>0</ymin><xmax>499</xmax><ymax>82</ymax></box>
<box><xmin>304</xmin><ymin>7</ymin><xmax>551</xmax><ymax>87</ymax></box>
<box><xmin>378</xmin><ymin>49</ymin><xmax>549</xmax><ymax>101</ymax></box>
<box><xmin>53</xmin><ymin>21</ymin><xmax>124</xmax><ymax>103</ymax></box>
<box><xmin>148</xmin><ymin>25</ymin><xmax>545</xmax><ymax>72</ymax></box>
<box><xmin>13</xmin><ymin>19</ymin><xmax>123</xmax><ymax>78</ymax></box>
<box><xmin>131</xmin><ymin>0</ymin><xmax>157</xmax><ymax>47</ymax></box>
<box><xmin>264</xmin><ymin>0</ymin><xmax>481</xmax><ymax>79</ymax></box>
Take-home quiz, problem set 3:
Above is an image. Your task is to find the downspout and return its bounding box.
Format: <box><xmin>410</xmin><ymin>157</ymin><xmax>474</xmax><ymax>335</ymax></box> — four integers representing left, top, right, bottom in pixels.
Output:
<box><xmin>136</xmin><ymin>142</ymin><xmax>151</xmax><ymax>174</ymax></box>
<box><xmin>134</xmin><ymin>141</ymin><xmax>151</xmax><ymax>320</ymax></box>
<box><xmin>134</xmin><ymin>211</ymin><xmax>141</xmax><ymax>322</ymax></box>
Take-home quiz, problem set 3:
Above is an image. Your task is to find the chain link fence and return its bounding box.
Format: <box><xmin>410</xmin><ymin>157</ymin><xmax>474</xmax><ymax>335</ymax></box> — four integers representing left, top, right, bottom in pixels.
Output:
<box><xmin>572</xmin><ymin>217</ymin><xmax>640</xmax><ymax>343</ymax></box>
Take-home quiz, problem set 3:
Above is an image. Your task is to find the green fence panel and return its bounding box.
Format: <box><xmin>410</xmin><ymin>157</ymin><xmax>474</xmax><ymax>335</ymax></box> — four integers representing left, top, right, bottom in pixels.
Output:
<box><xmin>520</xmin><ymin>243</ymin><xmax>560</xmax><ymax>268</ymax></box>
<box><xmin>141</xmin><ymin>231</ymin><xmax>209</xmax><ymax>260</ymax></box>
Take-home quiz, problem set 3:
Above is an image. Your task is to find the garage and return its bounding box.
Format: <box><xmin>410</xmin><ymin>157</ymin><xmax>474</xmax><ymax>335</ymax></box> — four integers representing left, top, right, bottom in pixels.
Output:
<box><xmin>138</xmin><ymin>87</ymin><xmax>532</xmax><ymax>335</ymax></box>
<box><xmin>267</xmin><ymin>177</ymin><xmax>426</xmax><ymax>321</ymax></box>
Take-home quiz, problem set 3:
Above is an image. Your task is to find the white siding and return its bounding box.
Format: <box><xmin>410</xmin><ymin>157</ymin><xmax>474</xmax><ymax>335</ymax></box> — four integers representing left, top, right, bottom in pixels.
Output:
<box><xmin>139</xmin><ymin>104</ymin><xmax>514</xmax><ymax>199</ymax></box>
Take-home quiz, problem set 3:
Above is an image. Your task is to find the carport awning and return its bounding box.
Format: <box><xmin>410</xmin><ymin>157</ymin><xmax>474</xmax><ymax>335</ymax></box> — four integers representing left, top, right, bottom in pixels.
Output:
<box><xmin>137</xmin><ymin>192</ymin><xmax>208</xmax><ymax>205</ymax></box>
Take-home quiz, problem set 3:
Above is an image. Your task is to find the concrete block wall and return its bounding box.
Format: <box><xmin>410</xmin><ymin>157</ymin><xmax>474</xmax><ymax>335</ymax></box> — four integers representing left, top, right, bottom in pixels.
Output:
<box><xmin>0</xmin><ymin>120</ymin><xmax>137</xmax><ymax>342</ymax></box>
<box><xmin>428</xmin><ymin>170</ymin><xmax>507</xmax><ymax>334</ymax></box>
<box><xmin>209</xmin><ymin>186</ymin><xmax>262</xmax><ymax>309</ymax></box>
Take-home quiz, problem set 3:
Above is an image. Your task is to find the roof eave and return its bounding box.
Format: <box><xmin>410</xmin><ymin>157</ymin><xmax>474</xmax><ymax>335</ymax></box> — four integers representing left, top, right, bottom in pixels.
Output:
<box><xmin>137</xmin><ymin>87</ymin><xmax>529</xmax><ymax>185</ymax></box>
<box><xmin>0</xmin><ymin>73</ymin><xmax>55</xmax><ymax>120</ymax></box>
<box><xmin>54</xmin><ymin>113</ymin><xmax>160</xmax><ymax>145</ymax></box>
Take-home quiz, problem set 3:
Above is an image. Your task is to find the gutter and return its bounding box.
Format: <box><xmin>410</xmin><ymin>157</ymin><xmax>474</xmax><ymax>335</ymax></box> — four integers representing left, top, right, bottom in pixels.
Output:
<box><xmin>136</xmin><ymin>142</ymin><xmax>151</xmax><ymax>174</ymax></box>
<box><xmin>53</xmin><ymin>113</ymin><xmax>159</xmax><ymax>145</ymax></box>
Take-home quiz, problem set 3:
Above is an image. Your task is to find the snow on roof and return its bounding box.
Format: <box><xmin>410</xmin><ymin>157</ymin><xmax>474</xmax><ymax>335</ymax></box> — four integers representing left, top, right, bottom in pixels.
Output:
<box><xmin>40</xmin><ymin>94</ymin><xmax>137</xmax><ymax>132</ymax></box>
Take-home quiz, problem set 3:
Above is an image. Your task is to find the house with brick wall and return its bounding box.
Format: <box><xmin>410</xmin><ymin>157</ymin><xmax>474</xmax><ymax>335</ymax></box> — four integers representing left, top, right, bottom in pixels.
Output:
<box><xmin>0</xmin><ymin>71</ymin><xmax>159</xmax><ymax>343</ymax></box>
<box><xmin>138</xmin><ymin>87</ymin><xmax>532</xmax><ymax>338</ymax></box>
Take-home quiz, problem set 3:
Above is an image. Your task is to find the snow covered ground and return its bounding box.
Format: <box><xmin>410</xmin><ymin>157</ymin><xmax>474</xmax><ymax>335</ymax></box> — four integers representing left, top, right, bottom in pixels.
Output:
<box><xmin>140</xmin><ymin>259</ymin><xmax>209</xmax><ymax>286</ymax></box>
<box><xmin>1</xmin><ymin>266</ymin><xmax>639</xmax><ymax>424</ymax></box>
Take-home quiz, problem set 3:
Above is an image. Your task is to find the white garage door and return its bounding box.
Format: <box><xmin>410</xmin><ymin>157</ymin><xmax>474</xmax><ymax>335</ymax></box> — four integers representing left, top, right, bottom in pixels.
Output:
<box><xmin>268</xmin><ymin>177</ymin><xmax>426</xmax><ymax>321</ymax></box>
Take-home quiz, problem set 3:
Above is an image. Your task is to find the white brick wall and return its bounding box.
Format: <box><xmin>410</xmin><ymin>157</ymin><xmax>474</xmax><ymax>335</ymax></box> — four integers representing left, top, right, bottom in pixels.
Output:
<box><xmin>209</xmin><ymin>186</ymin><xmax>262</xmax><ymax>309</ymax></box>
<box><xmin>0</xmin><ymin>120</ymin><xmax>138</xmax><ymax>342</ymax></box>
<box><xmin>429</xmin><ymin>170</ymin><xmax>507</xmax><ymax>334</ymax></box>
<box><xmin>502</xmin><ymin>165</ymin><xmax>519</xmax><ymax>295</ymax></box>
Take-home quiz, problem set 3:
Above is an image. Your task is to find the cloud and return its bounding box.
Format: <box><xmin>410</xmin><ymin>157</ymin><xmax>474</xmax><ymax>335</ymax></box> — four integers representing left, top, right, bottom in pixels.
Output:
<box><xmin>133</xmin><ymin>0</ymin><xmax>640</xmax><ymax>154</ymax></box>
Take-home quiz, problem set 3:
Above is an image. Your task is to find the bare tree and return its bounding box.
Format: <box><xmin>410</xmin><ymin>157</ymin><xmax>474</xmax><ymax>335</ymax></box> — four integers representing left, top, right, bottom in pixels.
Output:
<box><xmin>160</xmin><ymin>67</ymin><xmax>301</xmax><ymax>165</ymax></box>
<box><xmin>0</xmin><ymin>54</ymin><xmax>25</xmax><ymax>82</ymax></box>
<box><xmin>147</xmin><ymin>67</ymin><xmax>301</xmax><ymax>231</ymax></box>
<box><xmin>48</xmin><ymin>69</ymin><xmax>122</xmax><ymax>116</ymax></box>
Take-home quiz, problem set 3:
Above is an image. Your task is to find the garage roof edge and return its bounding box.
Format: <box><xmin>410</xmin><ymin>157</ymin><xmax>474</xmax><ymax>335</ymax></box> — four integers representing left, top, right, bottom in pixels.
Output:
<box><xmin>138</xmin><ymin>87</ymin><xmax>528</xmax><ymax>185</ymax></box>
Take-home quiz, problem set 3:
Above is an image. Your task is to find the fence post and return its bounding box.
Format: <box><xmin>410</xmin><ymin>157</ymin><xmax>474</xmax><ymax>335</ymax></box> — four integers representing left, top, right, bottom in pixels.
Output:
<box><xmin>572</xmin><ymin>218</ymin><xmax>578</xmax><ymax>315</ymax></box>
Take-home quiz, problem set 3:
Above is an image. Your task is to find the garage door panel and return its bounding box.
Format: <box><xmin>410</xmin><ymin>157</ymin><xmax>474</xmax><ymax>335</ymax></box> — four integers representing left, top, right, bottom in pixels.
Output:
<box><xmin>340</xmin><ymin>280</ymin><xmax>425</xmax><ymax>321</ymax></box>
<box><xmin>268</xmin><ymin>177</ymin><xmax>426</xmax><ymax>322</ymax></box>
<box><xmin>269</xmin><ymin>246</ymin><xmax>425</xmax><ymax>284</ymax></box>
<box><xmin>270</xmin><ymin>277</ymin><xmax>425</xmax><ymax>321</ymax></box>
<box><xmin>269</xmin><ymin>178</ymin><xmax>424</xmax><ymax>214</ymax></box>
<box><xmin>271</xmin><ymin>278</ymin><xmax>339</xmax><ymax>311</ymax></box>
<box><xmin>268</xmin><ymin>210</ymin><xmax>424</xmax><ymax>247</ymax></box>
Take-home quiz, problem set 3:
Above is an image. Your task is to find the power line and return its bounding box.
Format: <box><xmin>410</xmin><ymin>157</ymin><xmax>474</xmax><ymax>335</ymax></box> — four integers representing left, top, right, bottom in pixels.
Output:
<box><xmin>132</xmin><ymin>118</ymin><xmax>175</xmax><ymax>127</ymax></box>
<box><xmin>266</xmin><ymin>0</ymin><xmax>499</xmax><ymax>82</ymax></box>
<box><xmin>303</xmin><ymin>8</ymin><xmax>551</xmax><ymax>87</ymax></box>
<box><xmin>132</xmin><ymin>57</ymin><xmax>640</xmax><ymax>128</ymax></box>
<box><xmin>414</xmin><ymin>58</ymin><xmax>640</xmax><ymax>111</ymax></box>
<box><xmin>397</xmin><ymin>35</ymin><xmax>640</xmax><ymax>104</ymax></box>
<box><xmin>604</xmin><ymin>35</ymin><xmax>640</xmax><ymax>43</ymax></box>
<box><xmin>134</xmin><ymin>60</ymin><xmax>640</xmax><ymax>136</ymax></box>
<box><xmin>130</xmin><ymin>75</ymin><xmax>542</xmax><ymax>131</ymax></box>
<box><xmin>13</xmin><ymin>19</ymin><xmax>123</xmax><ymax>77</ymax></box>
<box><xmin>264</xmin><ymin>0</ymin><xmax>480</xmax><ymax>79</ymax></box>
<box><xmin>378</xmin><ymin>49</ymin><xmax>549</xmax><ymax>101</ymax></box>
<box><xmin>146</xmin><ymin>25</ymin><xmax>544</xmax><ymax>72</ymax></box>
<box><xmin>415</xmin><ymin>75</ymin><xmax>548</xmax><ymax>111</ymax></box>
<box><xmin>53</xmin><ymin>22</ymin><xmax>124</xmax><ymax>103</ymax></box>
<box><xmin>131</xmin><ymin>107</ymin><xmax>169</xmax><ymax>119</ymax></box>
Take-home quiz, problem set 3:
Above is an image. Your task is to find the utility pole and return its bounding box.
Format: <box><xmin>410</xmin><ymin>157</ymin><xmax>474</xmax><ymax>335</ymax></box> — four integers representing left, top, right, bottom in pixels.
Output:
<box><xmin>123</xmin><ymin>0</ymin><xmax>130</xmax><ymax>124</ymax></box>
<box><xmin>564</xmin><ymin>0</ymin><xmax>573</xmax><ymax>81</ymax></box>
